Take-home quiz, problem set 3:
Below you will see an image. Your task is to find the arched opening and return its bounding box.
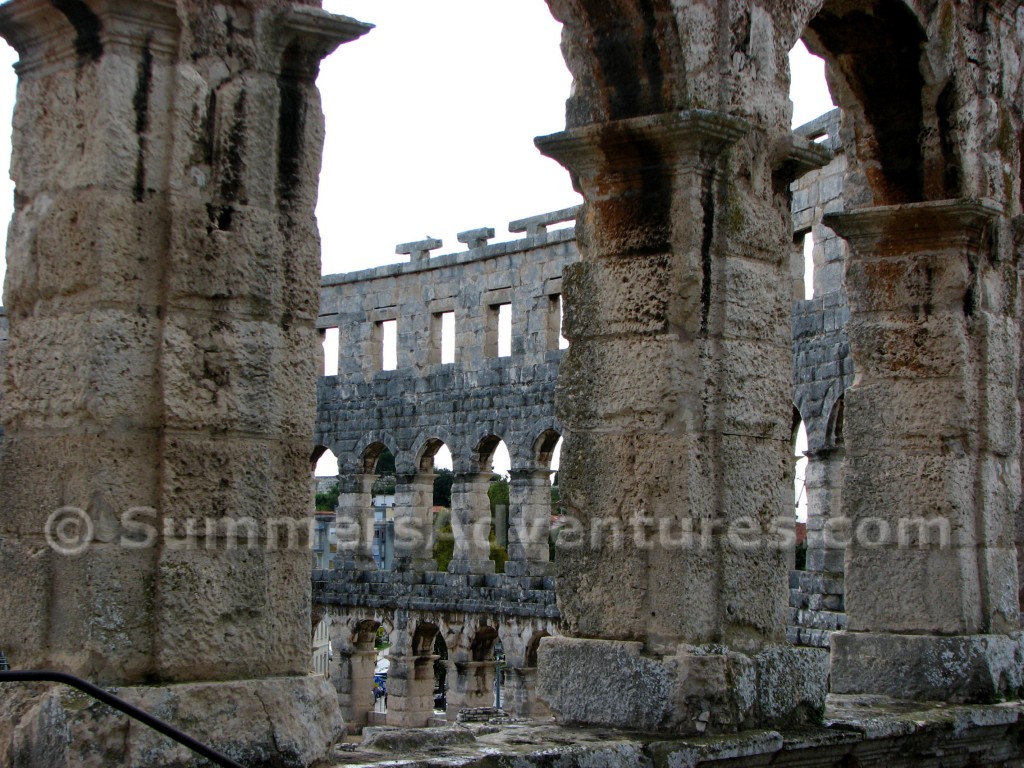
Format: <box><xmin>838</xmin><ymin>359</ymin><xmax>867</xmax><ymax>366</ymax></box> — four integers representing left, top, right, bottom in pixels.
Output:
<box><xmin>361</xmin><ymin>443</ymin><xmax>397</xmax><ymax>569</ymax></box>
<box><xmin>446</xmin><ymin>435</ymin><xmax>510</xmax><ymax>574</ymax></box>
<box><xmin>792</xmin><ymin>412</ymin><xmax>809</xmax><ymax>572</ymax></box>
<box><xmin>409</xmin><ymin>438</ymin><xmax>454</xmax><ymax>572</ymax></box>
<box><xmin>802</xmin><ymin>0</ymin><xmax>932</xmax><ymax>204</ymax></box>
<box><xmin>433</xmin><ymin>633</ymin><xmax>449</xmax><ymax>715</ymax></box>
<box><xmin>507</xmin><ymin>429</ymin><xmax>560</xmax><ymax>575</ymax></box>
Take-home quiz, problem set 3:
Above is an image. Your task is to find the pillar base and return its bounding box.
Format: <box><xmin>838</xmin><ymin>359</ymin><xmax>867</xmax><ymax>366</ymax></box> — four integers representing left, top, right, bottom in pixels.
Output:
<box><xmin>830</xmin><ymin>631</ymin><xmax>1024</xmax><ymax>703</ymax></box>
<box><xmin>0</xmin><ymin>675</ymin><xmax>344</xmax><ymax>768</ymax></box>
<box><xmin>536</xmin><ymin>637</ymin><xmax>827</xmax><ymax>735</ymax></box>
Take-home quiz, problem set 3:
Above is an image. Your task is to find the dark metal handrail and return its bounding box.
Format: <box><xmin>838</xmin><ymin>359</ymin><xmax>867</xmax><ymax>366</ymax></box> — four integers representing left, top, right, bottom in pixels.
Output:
<box><xmin>0</xmin><ymin>670</ymin><xmax>246</xmax><ymax>768</ymax></box>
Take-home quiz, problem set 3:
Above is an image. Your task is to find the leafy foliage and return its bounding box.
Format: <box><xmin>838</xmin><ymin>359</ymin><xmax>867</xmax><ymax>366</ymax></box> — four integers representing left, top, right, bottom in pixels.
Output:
<box><xmin>433</xmin><ymin>468</ymin><xmax>454</xmax><ymax>507</ymax></box>
<box><xmin>315</xmin><ymin>482</ymin><xmax>339</xmax><ymax>512</ymax></box>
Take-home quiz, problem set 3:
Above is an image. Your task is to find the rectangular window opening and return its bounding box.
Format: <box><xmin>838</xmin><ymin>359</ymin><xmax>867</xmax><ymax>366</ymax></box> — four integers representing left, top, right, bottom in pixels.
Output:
<box><xmin>558</xmin><ymin>295</ymin><xmax>568</xmax><ymax>349</ymax></box>
<box><xmin>440</xmin><ymin>311</ymin><xmax>455</xmax><ymax>364</ymax></box>
<box><xmin>323</xmin><ymin>327</ymin><xmax>339</xmax><ymax>376</ymax></box>
<box><xmin>803</xmin><ymin>231</ymin><xmax>816</xmax><ymax>301</ymax></box>
<box><xmin>497</xmin><ymin>303</ymin><xmax>511</xmax><ymax>358</ymax></box>
<box><xmin>379</xmin><ymin>319</ymin><xmax>397</xmax><ymax>371</ymax></box>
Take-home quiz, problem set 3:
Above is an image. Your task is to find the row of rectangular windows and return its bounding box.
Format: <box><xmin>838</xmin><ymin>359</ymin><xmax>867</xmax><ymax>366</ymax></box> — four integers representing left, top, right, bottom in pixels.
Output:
<box><xmin>321</xmin><ymin>295</ymin><xmax>568</xmax><ymax>375</ymax></box>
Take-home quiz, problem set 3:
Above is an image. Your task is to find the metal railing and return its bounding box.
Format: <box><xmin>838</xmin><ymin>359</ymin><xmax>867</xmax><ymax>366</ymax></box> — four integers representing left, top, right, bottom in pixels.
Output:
<box><xmin>0</xmin><ymin>669</ymin><xmax>246</xmax><ymax>768</ymax></box>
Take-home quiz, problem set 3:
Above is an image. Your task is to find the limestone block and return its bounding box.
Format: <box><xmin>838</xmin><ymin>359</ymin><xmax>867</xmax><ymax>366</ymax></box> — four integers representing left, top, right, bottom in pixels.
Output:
<box><xmin>161</xmin><ymin>316</ymin><xmax>316</xmax><ymax>437</ymax></box>
<box><xmin>845</xmin><ymin>253</ymin><xmax>973</xmax><ymax>316</ymax></box>
<box><xmin>844</xmin><ymin>380</ymin><xmax>973</xmax><ymax>451</ymax></box>
<box><xmin>2</xmin><ymin>311</ymin><xmax>162</xmax><ymax>431</ymax></box>
<box><xmin>6</xmin><ymin>190</ymin><xmax>166</xmax><ymax>311</ymax></box>
<box><xmin>156</xmin><ymin>546</ymin><xmax>310</xmax><ymax>680</ymax></box>
<box><xmin>560</xmin><ymin>256</ymin><xmax>678</xmax><ymax>338</ymax></box>
<box><xmin>556</xmin><ymin>335</ymin><xmax>702</xmax><ymax>432</ymax></box>
<box><xmin>161</xmin><ymin>435</ymin><xmax>310</xmax><ymax>524</ymax></box>
<box><xmin>844</xmin><ymin>313</ymin><xmax>974</xmax><ymax>380</ymax></box>
<box><xmin>844</xmin><ymin>545</ymin><xmax>985</xmax><ymax>634</ymax></box>
<box><xmin>537</xmin><ymin>637</ymin><xmax>826</xmax><ymax>734</ymax></box>
<box><xmin>0</xmin><ymin>676</ymin><xmax>343</xmax><ymax>768</ymax></box>
<box><xmin>830</xmin><ymin>632</ymin><xmax>1024</xmax><ymax>703</ymax></box>
<box><xmin>0</xmin><ymin>433</ymin><xmax>160</xmax><ymax>536</ymax></box>
<box><xmin>719</xmin><ymin>257</ymin><xmax>791</xmax><ymax>345</ymax></box>
<box><xmin>707</xmin><ymin>346</ymin><xmax>792</xmax><ymax>439</ymax></box>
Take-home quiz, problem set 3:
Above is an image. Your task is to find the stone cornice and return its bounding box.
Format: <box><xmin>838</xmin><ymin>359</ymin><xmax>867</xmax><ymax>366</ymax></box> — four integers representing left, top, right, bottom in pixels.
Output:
<box><xmin>273</xmin><ymin>5</ymin><xmax>372</xmax><ymax>77</ymax></box>
<box><xmin>824</xmin><ymin>199</ymin><xmax>1002</xmax><ymax>256</ymax></box>
<box><xmin>776</xmin><ymin>134</ymin><xmax>832</xmax><ymax>186</ymax></box>
<box><xmin>0</xmin><ymin>0</ymin><xmax>179</xmax><ymax>76</ymax></box>
<box><xmin>535</xmin><ymin>109</ymin><xmax>750</xmax><ymax>184</ymax></box>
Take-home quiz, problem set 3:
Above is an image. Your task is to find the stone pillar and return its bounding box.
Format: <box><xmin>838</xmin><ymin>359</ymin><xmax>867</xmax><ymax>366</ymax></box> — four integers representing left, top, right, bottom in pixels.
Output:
<box><xmin>448</xmin><ymin>472</ymin><xmax>494</xmax><ymax>574</ymax></box>
<box><xmin>827</xmin><ymin>200</ymin><xmax>1023</xmax><ymax>702</ymax></box>
<box><xmin>393</xmin><ymin>472</ymin><xmax>436</xmax><ymax>571</ymax></box>
<box><xmin>505</xmin><ymin>666</ymin><xmax>550</xmax><ymax>719</ymax></box>
<box><xmin>446</xmin><ymin>661</ymin><xmax>497</xmax><ymax>717</ymax></box>
<box><xmin>334</xmin><ymin>640</ymin><xmax>378</xmax><ymax>733</ymax></box>
<box><xmin>788</xmin><ymin>446</ymin><xmax>847</xmax><ymax>648</ymax></box>
<box><xmin>505</xmin><ymin>468</ymin><xmax>552</xmax><ymax>576</ymax></box>
<box><xmin>534</xmin><ymin>111</ymin><xmax>829</xmax><ymax>734</ymax></box>
<box><xmin>0</xmin><ymin>2</ymin><xmax>370</xmax><ymax>764</ymax></box>
<box><xmin>335</xmin><ymin>474</ymin><xmax>377</xmax><ymax>569</ymax></box>
<box><xmin>804</xmin><ymin>446</ymin><xmax>846</xmax><ymax>575</ymax></box>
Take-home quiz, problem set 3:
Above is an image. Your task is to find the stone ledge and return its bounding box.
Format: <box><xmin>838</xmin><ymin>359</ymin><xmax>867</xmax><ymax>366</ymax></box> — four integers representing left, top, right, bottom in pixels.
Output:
<box><xmin>830</xmin><ymin>631</ymin><xmax>1024</xmax><ymax>703</ymax></box>
<box><xmin>321</xmin><ymin>699</ymin><xmax>1024</xmax><ymax>767</ymax></box>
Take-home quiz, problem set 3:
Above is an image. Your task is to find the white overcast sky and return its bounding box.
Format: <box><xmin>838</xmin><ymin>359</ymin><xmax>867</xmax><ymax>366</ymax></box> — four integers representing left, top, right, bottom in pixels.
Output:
<box><xmin>0</xmin><ymin>5</ymin><xmax>834</xmax><ymax>496</ymax></box>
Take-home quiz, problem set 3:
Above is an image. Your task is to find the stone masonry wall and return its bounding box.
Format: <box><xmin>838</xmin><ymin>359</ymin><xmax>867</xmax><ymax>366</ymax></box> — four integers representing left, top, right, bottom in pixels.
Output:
<box><xmin>788</xmin><ymin>110</ymin><xmax>853</xmax><ymax>648</ymax></box>
<box><xmin>316</xmin><ymin>210</ymin><xmax>577</xmax><ymax>475</ymax></box>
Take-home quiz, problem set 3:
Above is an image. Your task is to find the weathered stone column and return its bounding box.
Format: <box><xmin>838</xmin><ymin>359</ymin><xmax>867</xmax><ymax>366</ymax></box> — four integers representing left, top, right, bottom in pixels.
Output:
<box><xmin>385</xmin><ymin>613</ymin><xmax>437</xmax><ymax>728</ymax></box>
<box><xmin>393</xmin><ymin>472</ymin><xmax>436</xmax><ymax>571</ymax></box>
<box><xmin>0</xmin><ymin>1</ymin><xmax>370</xmax><ymax>764</ymax></box>
<box><xmin>504</xmin><ymin>666</ymin><xmax>550</xmax><ymax>719</ymax></box>
<box><xmin>333</xmin><ymin>638</ymin><xmax>379</xmax><ymax>733</ymax></box>
<box><xmin>534</xmin><ymin>110</ymin><xmax>828</xmax><ymax>734</ymax></box>
<box><xmin>505</xmin><ymin>468</ymin><xmax>552</xmax><ymax>576</ymax></box>
<box><xmin>335</xmin><ymin>473</ymin><xmax>377</xmax><ymax>569</ymax></box>
<box><xmin>446</xmin><ymin>661</ymin><xmax>497</xmax><ymax>716</ymax></box>
<box><xmin>827</xmin><ymin>200</ymin><xmax>1023</xmax><ymax>701</ymax></box>
<box><xmin>448</xmin><ymin>471</ymin><xmax>494</xmax><ymax>574</ymax></box>
<box><xmin>803</xmin><ymin>446</ymin><xmax>846</xmax><ymax>575</ymax></box>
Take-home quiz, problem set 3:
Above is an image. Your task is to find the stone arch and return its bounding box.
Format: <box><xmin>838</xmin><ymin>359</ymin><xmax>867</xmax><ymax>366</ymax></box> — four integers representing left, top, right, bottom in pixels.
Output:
<box><xmin>412</xmin><ymin>432</ymin><xmax>456</xmax><ymax>474</ymax></box>
<box><xmin>825</xmin><ymin>394</ymin><xmax>845</xmax><ymax>449</ymax></box>
<box><xmin>356</xmin><ymin>434</ymin><xmax>399</xmax><ymax>474</ymax></box>
<box><xmin>330</xmin><ymin>616</ymin><xmax>384</xmax><ymax>732</ymax></box>
<box><xmin>525</xmin><ymin>630</ymin><xmax>550</xmax><ymax>668</ymax></box>
<box><xmin>801</xmin><ymin>0</ymin><xmax>931</xmax><ymax>205</ymax></box>
<box><xmin>386</xmin><ymin>619</ymin><xmax>442</xmax><ymax>727</ymax></box>
<box><xmin>531</xmin><ymin>427</ymin><xmax>562</xmax><ymax>470</ymax></box>
<box><xmin>470</xmin><ymin>431</ymin><xmax>508</xmax><ymax>474</ymax></box>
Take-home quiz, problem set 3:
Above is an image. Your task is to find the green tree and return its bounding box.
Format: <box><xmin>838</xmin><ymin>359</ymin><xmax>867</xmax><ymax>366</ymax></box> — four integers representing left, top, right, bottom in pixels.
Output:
<box><xmin>376</xmin><ymin>449</ymin><xmax>396</xmax><ymax>474</ymax></box>
<box><xmin>314</xmin><ymin>482</ymin><xmax>339</xmax><ymax>512</ymax></box>
<box><xmin>433</xmin><ymin>468</ymin><xmax>454</xmax><ymax>507</ymax></box>
<box><xmin>432</xmin><ymin>507</ymin><xmax>454</xmax><ymax>572</ymax></box>
<box><xmin>487</xmin><ymin>474</ymin><xmax>509</xmax><ymax>510</ymax></box>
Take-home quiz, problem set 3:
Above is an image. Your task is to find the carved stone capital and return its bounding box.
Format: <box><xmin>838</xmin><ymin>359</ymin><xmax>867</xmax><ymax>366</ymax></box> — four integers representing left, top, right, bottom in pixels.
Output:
<box><xmin>535</xmin><ymin>109</ymin><xmax>750</xmax><ymax>193</ymax></box>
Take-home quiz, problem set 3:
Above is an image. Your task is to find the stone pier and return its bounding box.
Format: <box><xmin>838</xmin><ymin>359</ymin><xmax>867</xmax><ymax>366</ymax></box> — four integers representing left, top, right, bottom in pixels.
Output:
<box><xmin>0</xmin><ymin>1</ymin><xmax>370</xmax><ymax>765</ymax></box>
<box><xmin>828</xmin><ymin>200</ymin><xmax>1024</xmax><ymax>701</ymax></box>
